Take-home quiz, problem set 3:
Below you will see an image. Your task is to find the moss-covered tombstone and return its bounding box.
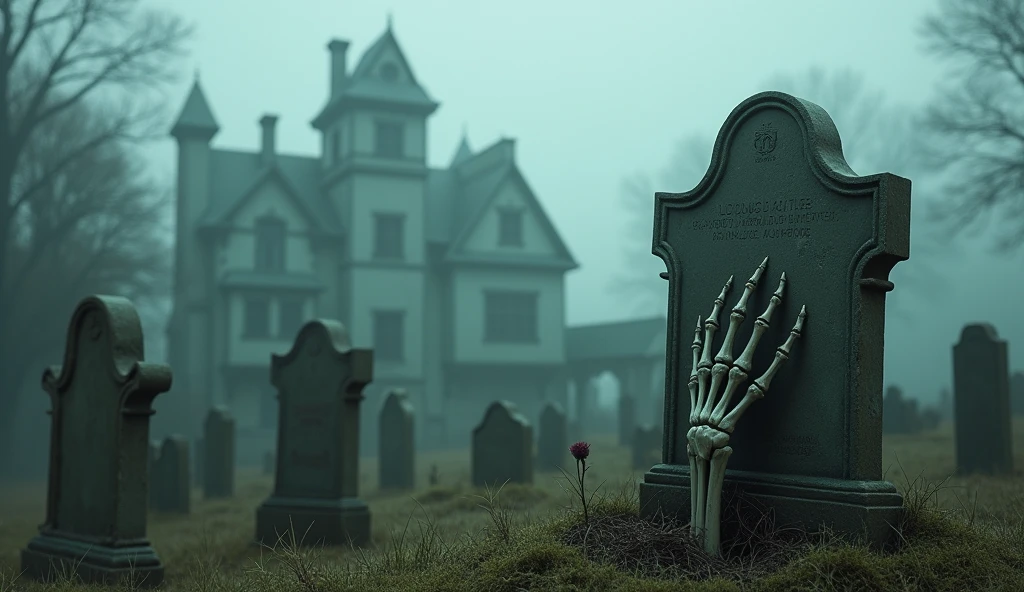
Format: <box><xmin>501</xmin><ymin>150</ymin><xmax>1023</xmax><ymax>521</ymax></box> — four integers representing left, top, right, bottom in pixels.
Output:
<box><xmin>472</xmin><ymin>401</ymin><xmax>533</xmax><ymax>487</ymax></box>
<box><xmin>255</xmin><ymin>319</ymin><xmax>373</xmax><ymax>547</ymax></box>
<box><xmin>21</xmin><ymin>295</ymin><xmax>173</xmax><ymax>587</ymax></box>
<box><xmin>640</xmin><ymin>91</ymin><xmax>911</xmax><ymax>550</ymax></box>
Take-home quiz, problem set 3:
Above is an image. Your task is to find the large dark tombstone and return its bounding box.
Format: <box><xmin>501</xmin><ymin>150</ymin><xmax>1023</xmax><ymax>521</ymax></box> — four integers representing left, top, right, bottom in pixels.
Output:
<box><xmin>537</xmin><ymin>402</ymin><xmax>568</xmax><ymax>472</ymax></box>
<box><xmin>618</xmin><ymin>393</ymin><xmax>636</xmax><ymax>447</ymax></box>
<box><xmin>21</xmin><ymin>295</ymin><xmax>172</xmax><ymax>586</ymax></box>
<box><xmin>379</xmin><ymin>389</ymin><xmax>415</xmax><ymax>491</ymax></box>
<box><xmin>203</xmin><ymin>406</ymin><xmax>236</xmax><ymax>499</ymax></box>
<box><xmin>639</xmin><ymin>91</ymin><xmax>910</xmax><ymax>550</ymax></box>
<box><xmin>952</xmin><ymin>324</ymin><xmax>1013</xmax><ymax>475</ymax></box>
<box><xmin>255</xmin><ymin>319</ymin><xmax>373</xmax><ymax>547</ymax></box>
<box><xmin>472</xmin><ymin>401</ymin><xmax>534</xmax><ymax>487</ymax></box>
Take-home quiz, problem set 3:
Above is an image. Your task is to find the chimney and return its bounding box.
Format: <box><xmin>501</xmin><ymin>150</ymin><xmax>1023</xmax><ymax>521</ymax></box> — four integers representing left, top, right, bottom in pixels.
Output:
<box><xmin>328</xmin><ymin>39</ymin><xmax>350</xmax><ymax>97</ymax></box>
<box><xmin>260</xmin><ymin>114</ymin><xmax>278</xmax><ymax>167</ymax></box>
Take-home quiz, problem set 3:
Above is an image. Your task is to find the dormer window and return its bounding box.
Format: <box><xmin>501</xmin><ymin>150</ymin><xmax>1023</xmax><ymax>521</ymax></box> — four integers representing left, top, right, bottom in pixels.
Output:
<box><xmin>380</xmin><ymin>62</ymin><xmax>399</xmax><ymax>82</ymax></box>
<box><xmin>254</xmin><ymin>216</ymin><xmax>286</xmax><ymax>271</ymax></box>
<box><xmin>498</xmin><ymin>209</ymin><xmax>524</xmax><ymax>247</ymax></box>
<box><xmin>374</xmin><ymin>121</ymin><xmax>404</xmax><ymax>158</ymax></box>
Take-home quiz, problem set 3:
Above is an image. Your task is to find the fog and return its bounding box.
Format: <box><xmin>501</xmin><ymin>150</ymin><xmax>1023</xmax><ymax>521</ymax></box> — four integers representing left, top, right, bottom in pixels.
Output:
<box><xmin>136</xmin><ymin>0</ymin><xmax>1020</xmax><ymax>408</ymax></box>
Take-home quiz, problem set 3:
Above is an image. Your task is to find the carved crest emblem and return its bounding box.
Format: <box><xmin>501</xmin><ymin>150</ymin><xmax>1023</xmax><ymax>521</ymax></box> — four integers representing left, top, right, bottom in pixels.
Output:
<box><xmin>753</xmin><ymin>122</ymin><xmax>778</xmax><ymax>155</ymax></box>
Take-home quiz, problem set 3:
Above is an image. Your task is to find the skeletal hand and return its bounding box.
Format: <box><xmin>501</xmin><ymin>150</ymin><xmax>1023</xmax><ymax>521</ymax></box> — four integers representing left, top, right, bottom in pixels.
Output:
<box><xmin>685</xmin><ymin>256</ymin><xmax>806</xmax><ymax>556</ymax></box>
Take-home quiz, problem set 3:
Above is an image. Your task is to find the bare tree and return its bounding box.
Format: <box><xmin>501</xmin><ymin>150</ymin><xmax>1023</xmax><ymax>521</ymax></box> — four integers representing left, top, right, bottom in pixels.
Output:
<box><xmin>0</xmin><ymin>0</ymin><xmax>190</xmax><ymax>475</ymax></box>
<box><xmin>612</xmin><ymin>68</ymin><xmax>942</xmax><ymax>316</ymax></box>
<box><xmin>919</xmin><ymin>0</ymin><xmax>1024</xmax><ymax>251</ymax></box>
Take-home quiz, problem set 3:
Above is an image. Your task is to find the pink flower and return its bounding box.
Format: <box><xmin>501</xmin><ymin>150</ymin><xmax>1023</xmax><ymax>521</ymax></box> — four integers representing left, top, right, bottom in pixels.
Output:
<box><xmin>569</xmin><ymin>441</ymin><xmax>590</xmax><ymax>461</ymax></box>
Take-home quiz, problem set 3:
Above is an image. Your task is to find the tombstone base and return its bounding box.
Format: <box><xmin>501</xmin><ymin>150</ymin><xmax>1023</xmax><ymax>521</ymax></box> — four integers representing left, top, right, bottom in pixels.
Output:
<box><xmin>639</xmin><ymin>464</ymin><xmax>904</xmax><ymax>550</ymax></box>
<box><xmin>255</xmin><ymin>496</ymin><xmax>371</xmax><ymax>547</ymax></box>
<box><xmin>20</xmin><ymin>532</ymin><xmax>163</xmax><ymax>587</ymax></box>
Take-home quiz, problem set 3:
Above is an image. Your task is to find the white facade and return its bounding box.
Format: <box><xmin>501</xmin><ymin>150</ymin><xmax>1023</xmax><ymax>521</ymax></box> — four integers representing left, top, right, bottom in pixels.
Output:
<box><xmin>163</xmin><ymin>25</ymin><xmax>579</xmax><ymax>461</ymax></box>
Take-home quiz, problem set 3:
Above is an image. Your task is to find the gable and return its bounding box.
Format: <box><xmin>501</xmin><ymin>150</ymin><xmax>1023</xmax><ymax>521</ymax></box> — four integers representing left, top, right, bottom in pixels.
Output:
<box><xmin>229</xmin><ymin>175</ymin><xmax>312</xmax><ymax>232</ymax></box>
<box><xmin>446</xmin><ymin>167</ymin><xmax>577</xmax><ymax>269</ymax></box>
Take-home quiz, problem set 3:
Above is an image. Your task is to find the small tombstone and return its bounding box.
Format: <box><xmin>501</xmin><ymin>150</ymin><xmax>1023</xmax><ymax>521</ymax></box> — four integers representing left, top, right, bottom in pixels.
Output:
<box><xmin>20</xmin><ymin>295</ymin><xmax>172</xmax><ymax>586</ymax></box>
<box><xmin>379</xmin><ymin>389</ymin><xmax>415</xmax><ymax>490</ymax></box>
<box><xmin>193</xmin><ymin>437</ymin><xmax>204</xmax><ymax>488</ymax></box>
<box><xmin>882</xmin><ymin>386</ymin><xmax>920</xmax><ymax>435</ymax></box>
<box><xmin>618</xmin><ymin>393</ymin><xmax>636</xmax><ymax>447</ymax></box>
<box><xmin>472</xmin><ymin>401</ymin><xmax>533</xmax><ymax>487</ymax></box>
<box><xmin>263</xmin><ymin>451</ymin><xmax>275</xmax><ymax>476</ymax></box>
<box><xmin>255</xmin><ymin>319</ymin><xmax>373</xmax><ymax>547</ymax></box>
<box><xmin>632</xmin><ymin>425</ymin><xmax>661</xmax><ymax>470</ymax></box>
<box><xmin>537</xmin><ymin>402</ymin><xmax>568</xmax><ymax>472</ymax></box>
<box><xmin>638</xmin><ymin>91</ymin><xmax>910</xmax><ymax>550</ymax></box>
<box><xmin>1011</xmin><ymin>371</ymin><xmax>1024</xmax><ymax>416</ymax></box>
<box><xmin>151</xmin><ymin>436</ymin><xmax>191</xmax><ymax>514</ymax></box>
<box><xmin>953</xmin><ymin>324</ymin><xmax>1013</xmax><ymax>475</ymax></box>
<box><xmin>203</xmin><ymin>407</ymin><xmax>235</xmax><ymax>499</ymax></box>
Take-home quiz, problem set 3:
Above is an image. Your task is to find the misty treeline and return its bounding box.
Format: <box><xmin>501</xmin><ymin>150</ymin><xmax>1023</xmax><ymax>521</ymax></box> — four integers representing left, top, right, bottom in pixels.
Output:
<box><xmin>613</xmin><ymin>0</ymin><xmax>1024</xmax><ymax>314</ymax></box>
<box><xmin>0</xmin><ymin>0</ymin><xmax>191</xmax><ymax>476</ymax></box>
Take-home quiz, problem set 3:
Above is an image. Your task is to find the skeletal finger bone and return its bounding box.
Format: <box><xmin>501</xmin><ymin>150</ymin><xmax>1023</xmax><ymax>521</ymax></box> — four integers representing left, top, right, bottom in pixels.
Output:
<box><xmin>719</xmin><ymin>304</ymin><xmax>807</xmax><ymax>434</ymax></box>
<box><xmin>692</xmin><ymin>277</ymin><xmax>732</xmax><ymax>425</ymax></box>
<box><xmin>709</xmin><ymin>273</ymin><xmax>786</xmax><ymax>425</ymax></box>
<box><xmin>688</xmin><ymin>316</ymin><xmax>702</xmax><ymax>417</ymax></box>
<box><xmin>701</xmin><ymin>258</ymin><xmax>768</xmax><ymax>423</ymax></box>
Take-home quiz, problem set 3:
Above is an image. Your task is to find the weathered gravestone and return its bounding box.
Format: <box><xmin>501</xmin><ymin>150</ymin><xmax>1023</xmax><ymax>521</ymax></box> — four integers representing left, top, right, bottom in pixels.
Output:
<box><xmin>882</xmin><ymin>386</ymin><xmax>920</xmax><ymax>435</ymax></box>
<box><xmin>633</xmin><ymin>424</ymin><xmax>662</xmax><ymax>470</ymax></box>
<box><xmin>151</xmin><ymin>436</ymin><xmax>191</xmax><ymax>514</ymax></box>
<box><xmin>1011</xmin><ymin>371</ymin><xmax>1024</xmax><ymax>416</ymax></box>
<box><xmin>537</xmin><ymin>402</ymin><xmax>568</xmax><ymax>472</ymax></box>
<box><xmin>379</xmin><ymin>389</ymin><xmax>415</xmax><ymax>490</ymax></box>
<box><xmin>472</xmin><ymin>401</ymin><xmax>533</xmax><ymax>487</ymax></box>
<box><xmin>952</xmin><ymin>324</ymin><xmax>1013</xmax><ymax>475</ymax></box>
<box><xmin>193</xmin><ymin>437</ymin><xmax>204</xmax><ymax>488</ymax></box>
<box><xmin>21</xmin><ymin>295</ymin><xmax>172</xmax><ymax>586</ymax></box>
<box><xmin>638</xmin><ymin>91</ymin><xmax>910</xmax><ymax>549</ymax></box>
<box><xmin>256</xmin><ymin>319</ymin><xmax>373</xmax><ymax>546</ymax></box>
<box><xmin>618</xmin><ymin>393</ymin><xmax>636</xmax><ymax>447</ymax></box>
<box><xmin>203</xmin><ymin>406</ymin><xmax>236</xmax><ymax>499</ymax></box>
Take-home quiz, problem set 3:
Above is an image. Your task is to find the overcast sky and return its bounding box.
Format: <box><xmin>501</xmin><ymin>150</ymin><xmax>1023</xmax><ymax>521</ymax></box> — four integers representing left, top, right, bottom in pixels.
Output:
<box><xmin>147</xmin><ymin>0</ymin><xmax>1023</xmax><ymax>403</ymax></box>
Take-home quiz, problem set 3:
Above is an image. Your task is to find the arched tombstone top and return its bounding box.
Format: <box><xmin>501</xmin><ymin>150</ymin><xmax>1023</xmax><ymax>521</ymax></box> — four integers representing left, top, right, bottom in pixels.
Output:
<box><xmin>271</xmin><ymin>319</ymin><xmax>373</xmax><ymax>401</ymax></box>
<box><xmin>540</xmin><ymin>401</ymin><xmax>564</xmax><ymax>420</ymax></box>
<box><xmin>473</xmin><ymin>400</ymin><xmax>530</xmax><ymax>435</ymax></box>
<box><xmin>42</xmin><ymin>294</ymin><xmax>172</xmax><ymax>412</ymax></box>
<box><xmin>957</xmin><ymin>323</ymin><xmax>1003</xmax><ymax>344</ymax></box>
<box><xmin>382</xmin><ymin>389</ymin><xmax>413</xmax><ymax>416</ymax></box>
<box><xmin>206</xmin><ymin>405</ymin><xmax>233</xmax><ymax>425</ymax></box>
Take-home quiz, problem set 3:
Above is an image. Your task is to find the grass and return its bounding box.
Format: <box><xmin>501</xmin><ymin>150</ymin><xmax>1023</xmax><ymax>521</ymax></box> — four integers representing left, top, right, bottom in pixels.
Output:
<box><xmin>0</xmin><ymin>420</ymin><xmax>1023</xmax><ymax>591</ymax></box>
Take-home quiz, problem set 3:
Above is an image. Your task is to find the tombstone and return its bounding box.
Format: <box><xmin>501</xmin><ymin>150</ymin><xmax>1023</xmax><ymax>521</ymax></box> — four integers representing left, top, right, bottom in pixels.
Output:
<box><xmin>472</xmin><ymin>401</ymin><xmax>534</xmax><ymax>487</ymax></box>
<box><xmin>255</xmin><ymin>319</ymin><xmax>373</xmax><ymax>547</ymax></box>
<box><xmin>537</xmin><ymin>402</ymin><xmax>568</xmax><ymax>472</ymax></box>
<box><xmin>379</xmin><ymin>389</ymin><xmax>415</xmax><ymax>490</ymax></box>
<box><xmin>882</xmin><ymin>385</ymin><xmax>918</xmax><ymax>435</ymax></box>
<box><xmin>632</xmin><ymin>424</ymin><xmax>662</xmax><ymax>470</ymax></box>
<box><xmin>20</xmin><ymin>295</ymin><xmax>172</xmax><ymax>586</ymax></box>
<box><xmin>151</xmin><ymin>436</ymin><xmax>191</xmax><ymax>514</ymax></box>
<box><xmin>638</xmin><ymin>91</ymin><xmax>911</xmax><ymax>550</ymax></box>
<box><xmin>193</xmin><ymin>437</ymin><xmax>204</xmax><ymax>488</ymax></box>
<box><xmin>263</xmin><ymin>451</ymin><xmax>275</xmax><ymax>476</ymax></box>
<box><xmin>1011</xmin><ymin>371</ymin><xmax>1024</xmax><ymax>416</ymax></box>
<box><xmin>203</xmin><ymin>407</ymin><xmax>235</xmax><ymax>499</ymax></box>
<box><xmin>952</xmin><ymin>324</ymin><xmax>1013</xmax><ymax>475</ymax></box>
<box><xmin>618</xmin><ymin>393</ymin><xmax>636</xmax><ymax>447</ymax></box>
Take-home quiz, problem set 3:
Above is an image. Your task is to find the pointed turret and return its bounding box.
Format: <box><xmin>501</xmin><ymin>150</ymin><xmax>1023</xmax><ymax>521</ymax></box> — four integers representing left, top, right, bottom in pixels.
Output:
<box><xmin>451</xmin><ymin>131</ymin><xmax>473</xmax><ymax>166</ymax></box>
<box><xmin>171</xmin><ymin>79</ymin><xmax>219</xmax><ymax>141</ymax></box>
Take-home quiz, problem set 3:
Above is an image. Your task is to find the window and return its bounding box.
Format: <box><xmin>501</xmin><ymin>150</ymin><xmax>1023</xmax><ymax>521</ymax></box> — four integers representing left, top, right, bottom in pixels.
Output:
<box><xmin>374</xmin><ymin>121</ymin><xmax>404</xmax><ymax>158</ymax></box>
<box><xmin>254</xmin><ymin>217</ymin><xmax>286</xmax><ymax>271</ymax></box>
<box><xmin>498</xmin><ymin>209</ymin><xmax>523</xmax><ymax>247</ymax></box>
<box><xmin>278</xmin><ymin>298</ymin><xmax>305</xmax><ymax>339</ymax></box>
<box><xmin>244</xmin><ymin>297</ymin><xmax>271</xmax><ymax>338</ymax></box>
<box><xmin>374</xmin><ymin>213</ymin><xmax>404</xmax><ymax>259</ymax></box>
<box><xmin>484</xmin><ymin>291</ymin><xmax>538</xmax><ymax>343</ymax></box>
<box><xmin>330</xmin><ymin>129</ymin><xmax>340</xmax><ymax>165</ymax></box>
<box><xmin>373</xmin><ymin>310</ymin><xmax>405</xmax><ymax>362</ymax></box>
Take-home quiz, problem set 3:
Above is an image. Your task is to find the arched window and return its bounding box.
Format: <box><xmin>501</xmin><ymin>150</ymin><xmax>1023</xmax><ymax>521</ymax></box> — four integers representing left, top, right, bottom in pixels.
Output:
<box><xmin>254</xmin><ymin>216</ymin><xmax>286</xmax><ymax>271</ymax></box>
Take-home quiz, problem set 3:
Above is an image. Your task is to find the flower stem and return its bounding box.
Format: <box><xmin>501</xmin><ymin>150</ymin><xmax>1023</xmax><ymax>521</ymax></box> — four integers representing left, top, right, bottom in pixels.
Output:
<box><xmin>577</xmin><ymin>458</ymin><xmax>588</xmax><ymax>524</ymax></box>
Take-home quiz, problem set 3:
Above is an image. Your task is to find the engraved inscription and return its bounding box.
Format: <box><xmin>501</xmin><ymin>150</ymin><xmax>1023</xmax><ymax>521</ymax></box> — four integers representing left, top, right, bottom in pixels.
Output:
<box><xmin>764</xmin><ymin>434</ymin><xmax>821</xmax><ymax>457</ymax></box>
<box><xmin>690</xmin><ymin>198</ymin><xmax>840</xmax><ymax>242</ymax></box>
<box><xmin>754</xmin><ymin>122</ymin><xmax>778</xmax><ymax>163</ymax></box>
